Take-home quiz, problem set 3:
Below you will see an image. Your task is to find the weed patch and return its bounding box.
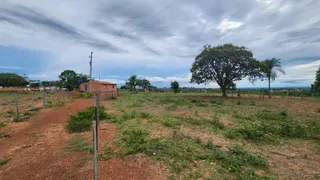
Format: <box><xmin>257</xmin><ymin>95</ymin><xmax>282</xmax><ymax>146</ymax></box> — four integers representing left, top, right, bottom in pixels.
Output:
<box><xmin>66</xmin><ymin>106</ymin><xmax>107</xmax><ymax>133</ymax></box>
<box><xmin>64</xmin><ymin>135</ymin><xmax>92</xmax><ymax>153</ymax></box>
<box><xmin>0</xmin><ymin>122</ymin><xmax>5</xmax><ymax>127</ymax></box>
<box><xmin>0</xmin><ymin>159</ymin><xmax>10</xmax><ymax>166</ymax></box>
<box><xmin>0</xmin><ymin>132</ymin><xmax>10</xmax><ymax>139</ymax></box>
<box><xmin>165</xmin><ymin>104</ymin><xmax>178</xmax><ymax>111</ymax></box>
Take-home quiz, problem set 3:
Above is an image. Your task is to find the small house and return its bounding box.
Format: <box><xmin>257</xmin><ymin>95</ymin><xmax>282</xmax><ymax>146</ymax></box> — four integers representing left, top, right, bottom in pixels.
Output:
<box><xmin>79</xmin><ymin>81</ymin><xmax>118</xmax><ymax>95</ymax></box>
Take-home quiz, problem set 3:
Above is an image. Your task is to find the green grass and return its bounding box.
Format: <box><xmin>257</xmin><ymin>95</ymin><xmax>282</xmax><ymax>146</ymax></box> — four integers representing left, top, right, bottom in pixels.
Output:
<box><xmin>64</xmin><ymin>135</ymin><xmax>93</xmax><ymax>153</ymax></box>
<box><xmin>0</xmin><ymin>132</ymin><xmax>10</xmax><ymax>139</ymax></box>
<box><xmin>0</xmin><ymin>122</ymin><xmax>5</xmax><ymax>127</ymax></box>
<box><xmin>99</xmin><ymin>92</ymin><xmax>318</xmax><ymax>179</ymax></box>
<box><xmin>0</xmin><ymin>159</ymin><xmax>10</xmax><ymax>166</ymax></box>
<box><xmin>76</xmin><ymin>157</ymin><xmax>88</xmax><ymax>168</ymax></box>
<box><xmin>66</xmin><ymin>106</ymin><xmax>107</xmax><ymax>133</ymax></box>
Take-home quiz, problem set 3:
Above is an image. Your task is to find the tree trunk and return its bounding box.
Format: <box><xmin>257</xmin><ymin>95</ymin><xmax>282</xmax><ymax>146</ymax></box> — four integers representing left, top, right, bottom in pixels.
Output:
<box><xmin>268</xmin><ymin>78</ymin><xmax>271</xmax><ymax>99</ymax></box>
<box><xmin>221</xmin><ymin>87</ymin><xmax>227</xmax><ymax>97</ymax></box>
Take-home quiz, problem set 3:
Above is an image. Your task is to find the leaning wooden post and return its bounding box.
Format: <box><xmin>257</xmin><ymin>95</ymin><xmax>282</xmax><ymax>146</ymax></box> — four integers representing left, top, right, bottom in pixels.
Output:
<box><xmin>15</xmin><ymin>93</ymin><xmax>20</xmax><ymax>120</ymax></box>
<box><xmin>92</xmin><ymin>121</ymin><xmax>98</xmax><ymax>180</ymax></box>
<box><xmin>262</xmin><ymin>89</ymin><xmax>265</xmax><ymax>100</ymax></box>
<box><xmin>42</xmin><ymin>90</ymin><xmax>46</xmax><ymax>108</ymax></box>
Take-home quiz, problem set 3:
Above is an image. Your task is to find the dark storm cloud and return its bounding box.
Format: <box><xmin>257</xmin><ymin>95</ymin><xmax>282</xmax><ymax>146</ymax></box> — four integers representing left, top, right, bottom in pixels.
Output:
<box><xmin>0</xmin><ymin>5</ymin><xmax>123</xmax><ymax>53</ymax></box>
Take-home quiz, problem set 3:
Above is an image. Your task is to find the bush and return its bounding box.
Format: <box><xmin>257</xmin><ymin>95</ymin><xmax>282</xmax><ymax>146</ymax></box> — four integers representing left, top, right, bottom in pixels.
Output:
<box><xmin>278</xmin><ymin>122</ymin><xmax>306</xmax><ymax>138</ymax></box>
<box><xmin>66</xmin><ymin>106</ymin><xmax>107</xmax><ymax>133</ymax></box>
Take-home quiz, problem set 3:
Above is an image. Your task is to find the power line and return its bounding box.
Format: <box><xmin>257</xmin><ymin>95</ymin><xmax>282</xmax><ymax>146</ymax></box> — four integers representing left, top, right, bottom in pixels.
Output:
<box><xmin>116</xmin><ymin>0</ymin><xmax>180</xmax><ymax>42</ymax></box>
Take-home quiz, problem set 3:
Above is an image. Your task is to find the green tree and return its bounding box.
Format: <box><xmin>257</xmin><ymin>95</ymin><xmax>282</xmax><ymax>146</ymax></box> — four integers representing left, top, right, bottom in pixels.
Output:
<box><xmin>260</xmin><ymin>58</ymin><xmax>286</xmax><ymax>98</ymax></box>
<box><xmin>77</xmin><ymin>73</ymin><xmax>90</xmax><ymax>84</ymax></box>
<box><xmin>59</xmin><ymin>70</ymin><xmax>77</xmax><ymax>90</ymax></box>
<box><xmin>125</xmin><ymin>75</ymin><xmax>138</xmax><ymax>91</ymax></box>
<box><xmin>0</xmin><ymin>73</ymin><xmax>28</xmax><ymax>87</ymax></box>
<box><xmin>58</xmin><ymin>70</ymin><xmax>89</xmax><ymax>90</ymax></box>
<box><xmin>190</xmin><ymin>44</ymin><xmax>261</xmax><ymax>97</ymax></box>
<box><xmin>30</xmin><ymin>82</ymin><xmax>41</xmax><ymax>88</ymax></box>
<box><xmin>171</xmin><ymin>81</ymin><xmax>180</xmax><ymax>93</ymax></box>
<box><xmin>311</xmin><ymin>66</ymin><xmax>320</xmax><ymax>94</ymax></box>
<box><xmin>137</xmin><ymin>79</ymin><xmax>151</xmax><ymax>91</ymax></box>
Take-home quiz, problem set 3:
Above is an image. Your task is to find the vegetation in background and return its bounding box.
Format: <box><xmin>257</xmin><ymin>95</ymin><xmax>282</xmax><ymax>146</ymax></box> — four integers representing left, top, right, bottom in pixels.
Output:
<box><xmin>170</xmin><ymin>81</ymin><xmax>180</xmax><ymax>93</ymax></box>
<box><xmin>0</xmin><ymin>73</ymin><xmax>28</xmax><ymax>87</ymax></box>
<box><xmin>190</xmin><ymin>44</ymin><xmax>263</xmax><ymax>97</ymax></box>
<box><xmin>59</xmin><ymin>70</ymin><xmax>89</xmax><ymax>91</ymax></box>
<box><xmin>74</xmin><ymin>92</ymin><xmax>93</xmax><ymax>99</ymax></box>
<box><xmin>311</xmin><ymin>66</ymin><xmax>320</xmax><ymax>94</ymax></box>
<box><xmin>260</xmin><ymin>58</ymin><xmax>286</xmax><ymax>98</ymax></box>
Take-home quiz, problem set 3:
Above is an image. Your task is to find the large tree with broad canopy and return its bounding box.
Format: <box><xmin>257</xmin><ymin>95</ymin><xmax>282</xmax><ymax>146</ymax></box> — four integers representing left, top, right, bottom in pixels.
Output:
<box><xmin>190</xmin><ymin>44</ymin><xmax>262</xmax><ymax>96</ymax></box>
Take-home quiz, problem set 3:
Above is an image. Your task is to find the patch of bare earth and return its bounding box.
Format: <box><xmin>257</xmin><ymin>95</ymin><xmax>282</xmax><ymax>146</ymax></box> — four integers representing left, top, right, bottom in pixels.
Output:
<box><xmin>260</xmin><ymin>140</ymin><xmax>320</xmax><ymax>180</ymax></box>
<box><xmin>180</xmin><ymin>126</ymin><xmax>230</xmax><ymax>151</ymax></box>
<box><xmin>219</xmin><ymin>115</ymin><xmax>234</xmax><ymax>128</ymax></box>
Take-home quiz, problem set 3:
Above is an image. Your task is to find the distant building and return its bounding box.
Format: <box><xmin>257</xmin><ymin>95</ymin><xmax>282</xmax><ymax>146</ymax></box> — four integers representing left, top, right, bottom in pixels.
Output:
<box><xmin>79</xmin><ymin>81</ymin><xmax>118</xmax><ymax>95</ymax></box>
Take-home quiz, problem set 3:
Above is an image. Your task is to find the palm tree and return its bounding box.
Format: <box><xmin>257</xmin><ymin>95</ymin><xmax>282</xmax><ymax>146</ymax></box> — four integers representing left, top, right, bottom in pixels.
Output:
<box><xmin>261</xmin><ymin>58</ymin><xmax>286</xmax><ymax>98</ymax></box>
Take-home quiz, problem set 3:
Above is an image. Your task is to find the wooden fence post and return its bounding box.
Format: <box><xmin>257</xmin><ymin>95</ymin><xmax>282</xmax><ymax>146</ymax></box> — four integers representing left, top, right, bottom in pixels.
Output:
<box><xmin>42</xmin><ymin>91</ymin><xmax>46</xmax><ymax>108</ymax></box>
<box><xmin>262</xmin><ymin>89</ymin><xmax>264</xmax><ymax>100</ymax></box>
<box><xmin>15</xmin><ymin>93</ymin><xmax>19</xmax><ymax>119</ymax></box>
<box><xmin>92</xmin><ymin>121</ymin><xmax>98</xmax><ymax>180</ymax></box>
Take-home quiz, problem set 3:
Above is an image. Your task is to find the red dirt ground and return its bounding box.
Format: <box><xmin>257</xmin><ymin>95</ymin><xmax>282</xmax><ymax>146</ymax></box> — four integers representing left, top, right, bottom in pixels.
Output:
<box><xmin>0</xmin><ymin>98</ymin><xmax>162</xmax><ymax>180</ymax></box>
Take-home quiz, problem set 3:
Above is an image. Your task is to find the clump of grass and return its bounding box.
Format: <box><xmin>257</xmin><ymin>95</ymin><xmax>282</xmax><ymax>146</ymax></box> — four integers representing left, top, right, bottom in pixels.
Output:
<box><xmin>6</xmin><ymin>109</ymin><xmax>15</xmax><ymax>117</ymax></box>
<box><xmin>138</xmin><ymin>111</ymin><xmax>153</xmax><ymax>119</ymax></box>
<box><xmin>99</xmin><ymin>146</ymin><xmax>116</xmax><ymax>160</ymax></box>
<box><xmin>0</xmin><ymin>122</ymin><xmax>5</xmax><ymax>127</ymax></box>
<box><xmin>1</xmin><ymin>102</ymin><xmax>8</xmax><ymax>106</ymax></box>
<box><xmin>66</xmin><ymin>106</ymin><xmax>107</xmax><ymax>133</ymax></box>
<box><xmin>250</xmin><ymin>101</ymin><xmax>256</xmax><ymax>106</ymax></box>
<box><xmin>76</xmin><ymin>157</ymin><xmax>88</xmax><ymax>168</ymax></box>
<box><xmin>205</xmin><ymin>140</ymin><xmax>214</xmax><ymax>149</ymax></box>
<box><xmin>104</xmin><ymin>96</ymin><xmax>117</xmax><ymax>100</ymax></box>
<box><xmin>255</xmin><ymin>110</ymin><xmax>290</xmax><ymax>121</ymax></box>
<box><xmin>23</xmin><ymin>111</ymin><xmax>32</xmax><ymax>116</ymax></box>
<box><xmin>158</xmin><ymin>97</ymin><xmax>175</xmax><ymax>104</ymax></box>
<box><xmin>0</xmin><ymin>159</ymin><xmax>10</xmax><ymax>166</ymax></box>
<box><xmin>0</xmin><ymin>132</ymin><xmax>10</xmax><ymax>139</ymax></box>
<box><xmin>196</xmin><ymin>102</ymin><xmax>209</xmax><ymax>107</ymax></box>
<box><xmin>163</xmin><ymin>117</ymin><xmax>181</xmax><ymax>128</ymax></box>
<box><xmin>56</xmin><ymin>101</ymin><xmax>65</xmax><ymax>107</ymax></box>
<box><xmin>64</xmin><ymin>135</ymin><xmax>92</xmax><ymax>153</ymax></box>
<box><xmin>236</xmin><ymin>101</ymin><xmax>241</xmax><ymax>105</ymax></box>
<box><xmin>165</xmin><ymin>104</ymin><xmax>178</xmax><ymax>111</ymax></box>
<box><xmin>30</xmin><ymin>107</ymin><xmax>41</xmax><ymax>111</ymax></box>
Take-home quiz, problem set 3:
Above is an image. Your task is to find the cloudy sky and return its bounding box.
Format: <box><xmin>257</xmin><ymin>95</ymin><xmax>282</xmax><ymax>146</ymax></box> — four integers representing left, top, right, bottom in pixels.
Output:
<box><xmin>1</xmin><ymin>0</ymin><xmax>319</xmax><ymax>88</ymax></box>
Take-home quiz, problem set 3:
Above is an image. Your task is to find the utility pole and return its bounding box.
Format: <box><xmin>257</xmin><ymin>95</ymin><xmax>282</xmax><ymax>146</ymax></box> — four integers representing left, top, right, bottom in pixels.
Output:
<box><xmin>89</xmin><ymin>52</ymin><xmax>93</xmax><ymax>93</ymax></box>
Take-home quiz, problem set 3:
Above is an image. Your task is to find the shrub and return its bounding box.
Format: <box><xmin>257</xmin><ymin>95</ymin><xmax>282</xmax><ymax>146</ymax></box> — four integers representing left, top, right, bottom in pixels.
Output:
<box><xmin>208</xmin><ymin>119</ymin><xmax>225</xmax><ymax>129</ymax></box>
<box><xmin>278</xmin><ymin>122</ymin><xmax>306</xmax><ymax>138</ymax></box>
<box><xmin>122</xmin><ymin>128</ymin><xmax>148</xmax><ymax>154</ymax></box>
<box><xmin>190</xmin><ymin>98</ymin><xmax>198</xmax><ymax>103</ymax></box>
<box><xmin>205</xmin><ymin>140</ymin><xmax>214</xmax><ymax>149</ymax></box>
<box><xmin>6</xmin><ymin>110</ymin><xmax>15</xmax><ymax>116</ymax></box>
<box><xmin>66</xmin><ymin>106</ymin><xmax>106</xmax><ymax>133</ymax></box>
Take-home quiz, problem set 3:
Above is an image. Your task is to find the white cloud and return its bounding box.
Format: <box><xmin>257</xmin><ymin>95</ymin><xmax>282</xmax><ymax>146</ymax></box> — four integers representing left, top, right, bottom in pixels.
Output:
<box><xmin>217</xmin><ymin>19</ymin><xmax>243</xmax><ymax>33</ymax></box>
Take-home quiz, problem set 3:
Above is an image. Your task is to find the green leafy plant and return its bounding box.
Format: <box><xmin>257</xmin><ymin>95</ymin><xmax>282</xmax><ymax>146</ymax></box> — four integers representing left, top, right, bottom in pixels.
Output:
<box><xmin>66</xmin><ymin>106</ymin><xmax>107</xmax><ymax>133</ymax></box>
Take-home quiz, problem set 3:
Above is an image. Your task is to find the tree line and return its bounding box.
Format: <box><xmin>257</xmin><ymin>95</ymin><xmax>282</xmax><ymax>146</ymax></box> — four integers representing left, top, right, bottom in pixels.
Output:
<box><xmin>0</xmin><ymin>70</ymin><xmax>90</xmax><ymax>91</ymax></box>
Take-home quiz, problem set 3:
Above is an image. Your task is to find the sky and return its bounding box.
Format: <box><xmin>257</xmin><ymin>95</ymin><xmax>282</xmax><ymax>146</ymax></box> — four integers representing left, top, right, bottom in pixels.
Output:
<box><xmin>0</xmin><ymin>0</ymin><xmax>320</xmax><ymax>88</ymax></box>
